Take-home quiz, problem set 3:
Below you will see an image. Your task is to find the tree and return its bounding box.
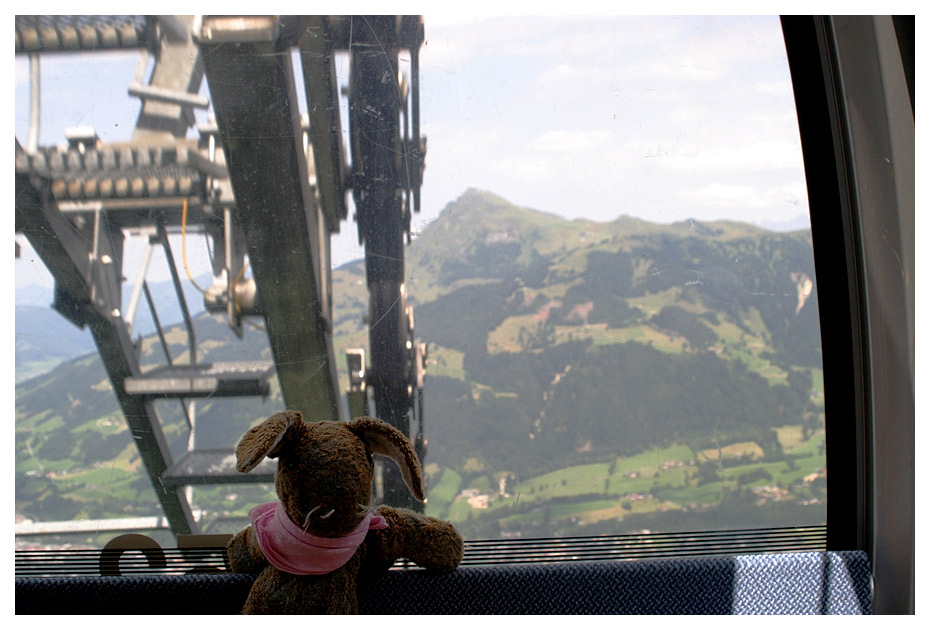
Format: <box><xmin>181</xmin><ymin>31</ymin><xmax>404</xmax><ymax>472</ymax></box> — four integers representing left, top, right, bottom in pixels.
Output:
<box><xmin>696</xmin><ymin>460</ymin><xmax>720</xmax><ymax>486</ymax></box>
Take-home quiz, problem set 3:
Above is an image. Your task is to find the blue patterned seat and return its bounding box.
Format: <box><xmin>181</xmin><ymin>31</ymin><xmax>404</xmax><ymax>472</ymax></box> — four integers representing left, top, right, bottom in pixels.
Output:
<box><xmin>15</xmin><ymin>551</ymin><xmax>871</xmax><ymax>615</ymax></box>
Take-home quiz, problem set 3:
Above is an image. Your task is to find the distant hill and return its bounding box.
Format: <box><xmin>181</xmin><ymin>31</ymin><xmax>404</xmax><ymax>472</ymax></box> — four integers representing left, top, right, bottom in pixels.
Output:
<box><xmin>15</xmin><ymin>273</ymin><xmax>212</xmax><ymax>382</ymax></box>
<box><xmin>15</xmin><ymin>188</ymin><xmax>826</xmax><ymax>539</ymax></box>
<box><xmin>15</xmin><ymin>304</ymin><xmax>96</xmax><ymax>382</ymax></box>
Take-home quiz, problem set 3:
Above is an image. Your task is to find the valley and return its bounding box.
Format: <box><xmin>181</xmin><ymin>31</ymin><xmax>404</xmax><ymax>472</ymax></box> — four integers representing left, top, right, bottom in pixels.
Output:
<box><xmin>15</xmin><ymin>188</ymin><xmax>826</xmax><ymax>545</ymax></box>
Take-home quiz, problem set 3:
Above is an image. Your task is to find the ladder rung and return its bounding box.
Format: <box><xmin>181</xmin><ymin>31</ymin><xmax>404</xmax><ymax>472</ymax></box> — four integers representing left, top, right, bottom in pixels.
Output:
<box><xmin>125</xmin><ymin>361</ymin><xmax>274</xmax><ymax>398</ymax></box>
<box><xmin>162</xmin><ymin>449</ymin><xmax>276</xmax><ymax>486</ymax></box>
<box><xmin>128</xmin><ymin>81</ymin><xmax>211</xmax><ymax>109</ymax></box>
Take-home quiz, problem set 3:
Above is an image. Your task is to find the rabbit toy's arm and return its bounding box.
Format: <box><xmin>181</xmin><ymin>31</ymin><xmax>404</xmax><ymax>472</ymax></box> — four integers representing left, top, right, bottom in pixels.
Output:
<box><xmin>226</xmin><ymin>525</ymin><xmax>270</xmax><ymax>574</ymax></box>
<box><xmin>364</xmin><ymin>505</ymin><xmax>464</xmax><ymax>574</ymax></box>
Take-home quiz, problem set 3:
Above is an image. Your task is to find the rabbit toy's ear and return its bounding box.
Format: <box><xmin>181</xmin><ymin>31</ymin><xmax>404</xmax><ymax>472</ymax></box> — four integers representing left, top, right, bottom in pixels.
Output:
<box><xmin>235</xmin><ymin>410</ymin><xmax>303</xmax><ymax>473</ymax></box>
<box><xmin>347</xmin><ymin>416</ymin><xmax>425</xmax><ymax>501</ymax></box>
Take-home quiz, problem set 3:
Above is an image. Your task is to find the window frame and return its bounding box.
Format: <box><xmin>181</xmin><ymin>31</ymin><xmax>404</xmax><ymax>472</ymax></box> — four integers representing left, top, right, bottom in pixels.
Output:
<box><xmin>781</xmin><ymin>15</ymin><xmax>915</xmax><ymax>614</ymax></box>
<box><xmin>15</xmin><ymin>15</ymin><xmax>914</xmax><ymax>613</ymax></box>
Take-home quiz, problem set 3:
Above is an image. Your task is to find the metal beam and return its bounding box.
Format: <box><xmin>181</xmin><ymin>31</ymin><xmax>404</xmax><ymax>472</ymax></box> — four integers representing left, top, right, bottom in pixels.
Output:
<box><xmin>14</xmin><ymin>15</ymin><xmax>152</xmax><ymax>55</ymax></box>
<box><xmin>133</xmin><ymin>15</ymin><xmax>205</xmax><ymax>141</ymax></box>
<box><xmin>297</xmin><ymin>16</ymin><xmax>348</xmax><ymax>234</ymax></box>
<box><xmin>349</xmin><ymin>16</ymin><xmax>417</xmax><ymax>509</ymax></box>
<box><xmin>15</xmin><ymin>174</ymin><xmax>198</xmax><ymax>535</ymax></box>
<box><xmin>197</xmin><ymin>20</ymin><xmax>340</xmax><ymax>422</ymax></box>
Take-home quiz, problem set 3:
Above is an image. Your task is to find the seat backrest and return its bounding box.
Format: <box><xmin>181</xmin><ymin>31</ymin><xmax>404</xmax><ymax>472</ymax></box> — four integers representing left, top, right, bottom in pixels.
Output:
<box><xmin>15</xmin><ymin>550</ymin><xmax>871</xmax><ymax>615</ymax></box>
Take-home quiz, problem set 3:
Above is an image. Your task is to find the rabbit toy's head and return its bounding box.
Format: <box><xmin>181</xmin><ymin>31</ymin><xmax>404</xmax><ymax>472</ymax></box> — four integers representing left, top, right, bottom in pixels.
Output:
<box><xmin>235</xmin><ymin>410</ymin><xmax>424</xmax><ymax>538</ymax></box>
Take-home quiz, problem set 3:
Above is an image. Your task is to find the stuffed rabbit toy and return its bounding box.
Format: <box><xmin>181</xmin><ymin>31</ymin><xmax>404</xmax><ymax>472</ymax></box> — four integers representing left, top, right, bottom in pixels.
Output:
<box><xmin>226</xmin><ymin>410</ymin><xmax>464</xmax><ymax>614</ymax></box>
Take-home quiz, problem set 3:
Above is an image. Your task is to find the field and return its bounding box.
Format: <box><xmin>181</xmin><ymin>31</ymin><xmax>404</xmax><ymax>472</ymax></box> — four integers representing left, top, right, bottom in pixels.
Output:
<box><xmin>426</xmin><ymin>425</ymin><xmax>825</xmax><ymax>537</ymax></box>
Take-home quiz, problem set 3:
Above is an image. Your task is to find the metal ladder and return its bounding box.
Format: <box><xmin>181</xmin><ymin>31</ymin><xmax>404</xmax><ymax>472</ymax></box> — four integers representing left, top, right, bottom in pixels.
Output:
<box><xmin>15</xmin><ymin>15</ymin><xmax>428</xmax><ymax>535</ymax></box>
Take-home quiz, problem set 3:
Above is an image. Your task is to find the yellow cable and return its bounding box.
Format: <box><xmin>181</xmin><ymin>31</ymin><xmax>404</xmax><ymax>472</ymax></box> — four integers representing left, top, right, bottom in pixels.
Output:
<box><xmin>182</xmin><ymin>197</ymin><xmax>251</xmax><ymax>310</ymax></box>
<box><xmin>234</xmin><ymin>260</ymin><xmax>249</xmax><ymax>286</ymax></box>
<box><xmin>181</xmin><ymin>197</ymin><xmax>207</xmax><ymax>294</ymax></box>
<box><xmin>231</xmin><ymin>261</ymin><xmax>250</xmax><ymax>314</ymax></box>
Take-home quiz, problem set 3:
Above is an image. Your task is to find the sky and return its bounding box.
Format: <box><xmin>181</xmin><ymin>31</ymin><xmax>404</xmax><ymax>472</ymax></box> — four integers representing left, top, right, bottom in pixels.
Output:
<box><xmin>14</xmin><ymin>14</ymin><xmax>810</xmax><ymax>297</ymax></box>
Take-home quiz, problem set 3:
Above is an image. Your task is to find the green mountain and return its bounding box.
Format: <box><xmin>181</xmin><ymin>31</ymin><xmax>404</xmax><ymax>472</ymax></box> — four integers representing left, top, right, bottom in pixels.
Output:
<box><xmin>15</xmin><ymin>304</ymin><xmax>96</xmax><ymax>382</ymax></box>
<box><xmin>15</xmin><ymin>188</ymin><xmax>826</xmax><ymax>542</ymax></box>
<box><xmin>15</xmin><ymin>273</ymin><xmax>213</xmax><ymax>382</ymax></box>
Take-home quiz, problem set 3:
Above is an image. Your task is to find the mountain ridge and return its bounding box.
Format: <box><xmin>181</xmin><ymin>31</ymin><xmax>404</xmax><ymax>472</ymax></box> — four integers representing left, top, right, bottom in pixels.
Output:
<box><xmin>16</xmin><ymin>189</ymin><xmax>825</xmax><ymax>540</ymax></box>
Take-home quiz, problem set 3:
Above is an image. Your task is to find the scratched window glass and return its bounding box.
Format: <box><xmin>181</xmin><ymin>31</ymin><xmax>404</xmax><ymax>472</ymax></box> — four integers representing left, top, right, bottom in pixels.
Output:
<box><xmin>15</xmin><ymin>15</ymin><xmax>824</xmax><ymax>553</ymax></box>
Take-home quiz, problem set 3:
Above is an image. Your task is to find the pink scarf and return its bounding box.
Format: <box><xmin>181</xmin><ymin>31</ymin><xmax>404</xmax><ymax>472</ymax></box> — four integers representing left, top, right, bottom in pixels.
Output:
<box><xmin>249</xmin><ymin>501</ymin><xmax>388</xmax><ymax>575</ymax></box>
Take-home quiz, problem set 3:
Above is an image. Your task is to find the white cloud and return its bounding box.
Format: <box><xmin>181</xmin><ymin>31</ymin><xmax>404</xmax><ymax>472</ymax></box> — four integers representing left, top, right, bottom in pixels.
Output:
<box><xmin>504</xmin><ymin>157</ymin><xmax>552</xmax><ymax>183</ymax></box>
<box><xmin>754</xmin><ymin>80</ymin><xmax>794</xmax><ymax>98</ymax></box>
<box><xmin>16</xmin><ymin>14</ymin><xmax>803</xmax><ymax>237</ymax></box>
<box><xmin>771</xmin><ymin>181</ymin><xmax>810</xmax><ymax>208</ymax></box>
<box><xmin>637</xmin><ymin>58</ymin><xmax>723</xmax><ymax>83</ymax></box>
<box><xmin>420</xmin><ymin>16</ymin><xmax>556</xmax><ymax>70</ymax></box>
<box><xmin>661</xmin><ymin>140</ymin><xmax>804</xmax><ymax>172</ymax></box>
<box><xmin>530</xmin><ymin>129</ymin><xmax>611</xmax><ymax>153</ymax></box>
<box><xmin>423</xmin><ymin>13</ymin><xmax>488</xmax><ymax>29</ymax></box>
<box><xmin>680</xmin><ymin>181</ymin><xmax>810</xmax><ymax>213</ymax></box>
<box><xmin>622</xmin><ymin>138</ymin><xmax>671</xmax><ymax>159</ymax></box>
<box><xmin>15</xmin><ymin>56</ymin><xmax>29</xmax><ymax>87</ymax></box>
<box><xmin>682</xmin><ymin>183</ymin><xmax>766</xmax><ymax>207</ymax></box>
<box><xmin>537</xmin><ymin>62</ymin><xmax>604</xmax><ymax>85</ymax></box>
<box><xmin>425</xmin><ymin>122</ymin><xmax>501</xmax><ymax>150</ymax></box>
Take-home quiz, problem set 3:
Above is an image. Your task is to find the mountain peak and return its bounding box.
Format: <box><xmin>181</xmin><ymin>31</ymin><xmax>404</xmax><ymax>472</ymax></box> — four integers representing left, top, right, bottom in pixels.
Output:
<box><xmin>435</xmin><ymin>188</ymin><xmax>563</xmax><ymax>229</ymax></box>
<box><xmin>442</xmin><ymin>188</ymin><xmax>520</xmax><ymax>217</ymax></box>
<box><xmin>413</xmin><ymin>189</ymin><xmax>567</xmax><ymax>264</ymax></box>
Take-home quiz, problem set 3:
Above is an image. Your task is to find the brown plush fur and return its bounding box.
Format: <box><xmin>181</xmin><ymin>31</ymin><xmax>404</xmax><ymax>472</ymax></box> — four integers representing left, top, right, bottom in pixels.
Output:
<box><xmin>226</xmin><ymin>410</ymin><xmax>464</xmax><ymax>614</ymax></box>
